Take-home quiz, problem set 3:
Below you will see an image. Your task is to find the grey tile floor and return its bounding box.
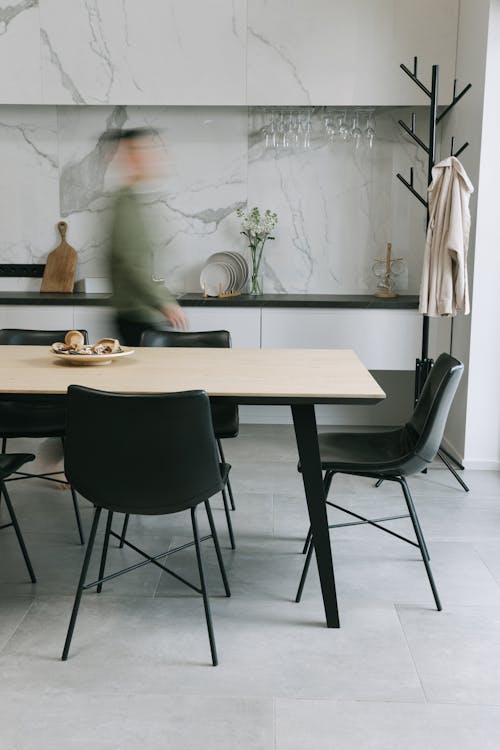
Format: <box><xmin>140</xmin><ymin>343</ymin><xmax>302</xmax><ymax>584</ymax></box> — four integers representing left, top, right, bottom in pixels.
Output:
<box><xmin>1</xmin><ymin>425</ymin><xmax>500</xmax><ymax>748</ymax></box>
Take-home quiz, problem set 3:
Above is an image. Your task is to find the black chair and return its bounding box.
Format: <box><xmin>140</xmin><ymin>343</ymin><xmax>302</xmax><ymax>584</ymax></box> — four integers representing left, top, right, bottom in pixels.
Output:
<box><xmin>0</xmin><ymin>328</ymin><xmax>89</xmax><ymax>544</ymax></box>
<box><xmin>296</xmin><ymin>353</ymin><xmax>464</xmax><ymax>611</ymax></box>
<box><xmin>0</xmin><ymin>453</ymin><xmax>37</xmax><ymax>582</ymax></box>
<box><xmin>61</xmin><ymin>386</ymin><xmax>231</xmax><ymax>666</ymax></box>
<box><xmin>119</xmin><ymin>328</ymin><xmax>239</xmax><ymax>550</ymax></box>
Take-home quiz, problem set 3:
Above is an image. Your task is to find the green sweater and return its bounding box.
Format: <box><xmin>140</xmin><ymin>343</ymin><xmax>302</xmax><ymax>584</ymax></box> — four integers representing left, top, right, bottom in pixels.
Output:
<box><xmin>109</xmin><ymin>187</ymin><xmax>175</xmax><ymax>323</ymax></box>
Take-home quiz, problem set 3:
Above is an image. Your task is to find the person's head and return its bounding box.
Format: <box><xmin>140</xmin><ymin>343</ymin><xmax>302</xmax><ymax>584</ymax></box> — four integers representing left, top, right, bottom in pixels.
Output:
<box><xmin>105</xmin><ymin>127</ymin><xmax>166</xmax><ymax>184</ymax></box>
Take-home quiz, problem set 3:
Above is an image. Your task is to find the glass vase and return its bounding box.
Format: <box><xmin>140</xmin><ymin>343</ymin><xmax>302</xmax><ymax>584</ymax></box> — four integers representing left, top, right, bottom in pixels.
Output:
<box><xmin>249</xmin><ymin>271</ymin><xmax>264</xmax><ymax>295</ymax></box>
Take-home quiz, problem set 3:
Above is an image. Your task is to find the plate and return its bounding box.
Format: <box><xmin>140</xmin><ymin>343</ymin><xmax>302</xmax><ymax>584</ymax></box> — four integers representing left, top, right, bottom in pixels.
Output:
<box><xmin>207</xmin><ymin>252</ymin><xmax>248</xmax><ymax>292</ymax></box>
<box><xmin>200</xmin><ymin>261</ymin><xmax>233</xmax><ymax>296</ymax></box>
<box><xmin>51</xmin><ymin>347</ymin><xmax>135</xmax><ymax>366</ymax></box>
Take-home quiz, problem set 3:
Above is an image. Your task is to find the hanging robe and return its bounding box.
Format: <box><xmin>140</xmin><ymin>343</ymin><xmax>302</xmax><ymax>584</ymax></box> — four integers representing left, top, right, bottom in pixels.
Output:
<box><xmin>419</xmin><ymin>156</ymin><xmax>474</xmax><ymax>317</ymax></box>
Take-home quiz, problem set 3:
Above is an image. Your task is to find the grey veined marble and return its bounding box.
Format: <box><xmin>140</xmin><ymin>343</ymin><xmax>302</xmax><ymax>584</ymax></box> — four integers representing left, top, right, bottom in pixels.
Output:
<box><xmin>0</xmin><ymin>104</ymin><xmax>426</xmax><ymax>294</ymax></box>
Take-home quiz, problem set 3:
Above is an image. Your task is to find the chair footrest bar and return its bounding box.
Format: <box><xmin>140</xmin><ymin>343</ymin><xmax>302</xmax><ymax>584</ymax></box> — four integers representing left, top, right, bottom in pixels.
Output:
<box><xmin>0</xmin><ymin>522</ymin><xmax>13</xmax><ymax>530</ymax></box>
<box><xmin>325</xmin><ymin>502</ymin><xmax>419</xmax><ymax>547</ymax></box>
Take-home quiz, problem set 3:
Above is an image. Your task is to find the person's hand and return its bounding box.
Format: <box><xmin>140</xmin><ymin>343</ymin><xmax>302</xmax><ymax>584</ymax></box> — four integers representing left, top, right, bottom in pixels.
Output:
<box><xmin>161</xmin><ymin>304</ymin><xmax>188</xmax><ymax>329</ymax></box>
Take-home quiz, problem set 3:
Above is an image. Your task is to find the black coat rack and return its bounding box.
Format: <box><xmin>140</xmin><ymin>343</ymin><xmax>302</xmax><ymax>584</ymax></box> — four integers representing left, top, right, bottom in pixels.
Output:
<box><xmin>397</xmin><ymin>57</ymin><xmax>471</xmax><ymax>490</ymax></box>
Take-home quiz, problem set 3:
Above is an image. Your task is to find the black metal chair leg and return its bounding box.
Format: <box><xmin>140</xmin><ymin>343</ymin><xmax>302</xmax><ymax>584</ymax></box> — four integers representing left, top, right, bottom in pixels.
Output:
<box><xmin>217</xmin><ymin>440</ymin><xmax>235</xmax><ymax>511</ymax></box>
<box><xmin>1</xmin><ymin>481</ymin><xmax>36</xmax><ymax>583</ymax></box>
<box><xmin>221</xmin><ymin>487</ymin><xmax>236</xmax><ymax>550</ymax></box>
<box><xmin>399</xmin><ymin>478</ymin><xmax>441</xmax><ymax>611</ymax></box>
<box><xmin>226</xmin><ymin>477</ymin><xmax>236</xmax><ymax>512</ymax></box>
<box><xmin>1</xmin><ymin>437</ymin><xmax>6</xmax><ymax>454</ymax></box>
<box><xmin>375</xmin><ymin>478</ymin><xmax>383</xmax><ymax>488</ymax></box>
<box><xmin>70</xmin><ymin>486</ymin><xmax>85</xmax><ymax>546</ymax></box>
<box><xmin>61</xmin><ymin>438</ymin><xmax>86</xmax><ymax>545</ymax></box>
<box><xmin>62</xmin><ymin>507</ymin><xmax>102</xmax><ymax>661</ymax></box>
<box><xmin>302</xmin><ymin>527</ymin><xmax>312</xmax><ymax>555</ymax></box>
<box><xmin>437</xmin><ymin>450</ymin><xmax>470</xmax><ymax>492</ymax></box>
<box><xmin>204</xmin><ymin>501</ymin><xmax>231</xmax><ymax>597</ymax></box>
<box><xmin>97</xmin><ymin>511</ymin><xmax>113</xmax><ymax>594</ymax></box>
<box><xmin>119</xmin><ymin>513</ymin><xmax>130</xmax><ymax>548</ymax></box>
<box><xmin>191</xmin><ymin>507</ymin><xmax>218</xmax><ymax>666</ymax></box>
<box><xmin>296</xmin><ymin>536</ymin><xmax>314</xmax><ymax>603</ymax></box>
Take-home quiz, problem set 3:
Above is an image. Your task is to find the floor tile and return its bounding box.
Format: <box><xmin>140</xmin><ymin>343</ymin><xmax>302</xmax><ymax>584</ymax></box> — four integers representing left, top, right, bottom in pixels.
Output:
<box><xmin>0</xmin><ymin>691</ymin><xmax>273</xmax><ymax>750</ymax></box>
<box><xmin>397</xmin><ymin>604</ymin><xmax>500</xmax><ymax>705</ymax></box>
<box><xmin>275</xmin><ymin>698</ymin><xmax>500</xmax><ymax>750</ymax></box>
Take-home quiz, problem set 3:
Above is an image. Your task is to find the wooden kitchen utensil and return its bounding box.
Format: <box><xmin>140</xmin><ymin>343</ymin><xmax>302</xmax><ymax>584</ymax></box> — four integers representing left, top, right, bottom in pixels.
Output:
<box><xmin>40</xmin><ymin>221</ymin><xmax>77</xmax><ymax>293</ymax></box>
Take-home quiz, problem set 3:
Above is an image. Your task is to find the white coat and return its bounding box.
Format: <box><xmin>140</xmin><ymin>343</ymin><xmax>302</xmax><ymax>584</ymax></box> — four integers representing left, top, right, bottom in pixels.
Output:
<box><xmin>419</xmin><ymin>156</ymin><xmax>474</xmax><ymax>317</ymax></box>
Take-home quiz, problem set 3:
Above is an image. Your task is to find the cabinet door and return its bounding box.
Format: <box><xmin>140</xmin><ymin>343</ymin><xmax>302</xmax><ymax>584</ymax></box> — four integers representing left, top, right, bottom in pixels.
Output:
<box><xmin>261</xmin><ymin>308</ymin><xmax>422</xmax><ymax>370</ymax></box>
<box><xmin>73</xmin><ymin>307</ymin><xmax>118</xmax><ymax>343</ymax></box>
<box><xmin>182</xmin><ymin>307</ymin><xmax>261</xmax><ymax>348</ymax></box>
<box><xmin>0</xmin><ymin>305</ymin><xmax>74</xmax><ymax>332</ymax></box>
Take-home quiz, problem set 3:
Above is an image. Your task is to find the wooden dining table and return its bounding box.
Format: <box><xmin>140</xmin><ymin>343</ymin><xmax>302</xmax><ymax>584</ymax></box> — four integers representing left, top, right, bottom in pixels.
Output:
<box><xmin>0</xmin><ymin>345</ymin><xmax>385</xmax><ymax>627</ymax></box>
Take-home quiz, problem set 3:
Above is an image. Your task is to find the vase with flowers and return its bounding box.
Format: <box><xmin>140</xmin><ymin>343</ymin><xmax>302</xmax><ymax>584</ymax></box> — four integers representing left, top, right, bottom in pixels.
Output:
<box><xmin>237</xmin><ymin>206</ymin><xmax>278</xmax><ymax>295</ymax></box>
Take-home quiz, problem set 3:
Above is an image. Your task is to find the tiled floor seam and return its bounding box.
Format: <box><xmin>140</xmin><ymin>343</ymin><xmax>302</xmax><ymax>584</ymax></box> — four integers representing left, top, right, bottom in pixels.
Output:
<box><xmin>394</xmin><ymin>604</ymin><xmax>429</xmax><ymax>704</ymax></box>
<box><xmin>0</xmin><ymin>597</ymin><xmax>36</xmax><ymax>655</ymax></box>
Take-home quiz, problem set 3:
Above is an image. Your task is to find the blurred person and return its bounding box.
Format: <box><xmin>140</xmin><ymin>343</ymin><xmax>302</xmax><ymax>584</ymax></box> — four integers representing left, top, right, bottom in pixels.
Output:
<box><xmin>106</xmin><ymin>127</ymin><xmax>187</xmax><ymax>346</ymax></box>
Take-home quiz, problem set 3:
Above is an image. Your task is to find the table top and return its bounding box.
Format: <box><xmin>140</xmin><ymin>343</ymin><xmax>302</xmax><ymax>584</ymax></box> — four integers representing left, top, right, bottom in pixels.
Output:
<box><xmin>0</xmin><ymin>346</ymin><xmax>385</xmax><ymax>405</ymax></box>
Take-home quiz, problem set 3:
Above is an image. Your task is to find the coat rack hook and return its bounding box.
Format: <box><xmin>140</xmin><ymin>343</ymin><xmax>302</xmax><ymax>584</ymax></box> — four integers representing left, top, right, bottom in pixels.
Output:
<box><xmin>411</xmin><ymin>112</ymin><xmax>416</xmax><ymax>133</ymax></box>
<box><xmin>413</xmin><ymin>56</ymin><xmax>418</xmax><ymax>76</ymax></box>
<box><xmin>454</xmin><ymin>141</ymin><xmax>469</xmax><ymax>159</ymax></box>
<box><xmin>396</xmin><ymin>171</ymin><xmax>428</xmax><ymax>208</ymax></box>
<box><xmin>450</xmin><ymin>136</ymin><xmax>455</xmax><ymax>156</ymax></box>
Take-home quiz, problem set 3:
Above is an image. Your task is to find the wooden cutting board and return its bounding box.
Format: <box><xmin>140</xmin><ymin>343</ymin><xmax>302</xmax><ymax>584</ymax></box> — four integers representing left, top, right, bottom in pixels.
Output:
<box><xmin>40</xmin><ymin>221</ymin><xmax>78</xmax><ymax>293</ymax></box>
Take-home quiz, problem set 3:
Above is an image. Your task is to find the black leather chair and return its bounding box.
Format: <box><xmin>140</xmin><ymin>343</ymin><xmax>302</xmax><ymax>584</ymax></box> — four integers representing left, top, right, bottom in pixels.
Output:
<box><xmin>118</xmin><ymin>328</ymin><xmax>239</xmax><ymax>550</ymax></box>
<box><xmin>61</xmin><ymin>385</ymin><xmax>231</xmax><ymax>666</ymax></box>
<box><xmin>296</xmin><ymin>353</ymin><xmax>464</xmax><ymax>611</ymax></box>
<box><xmin>0</xmin><ymin>328</ymin><xmax>89</xmax><ymax>544</ymax></box>
<box><xmin>0</xmin><ymin>453</ymin><xmax>37</xmax><ymax>582</ymax></box>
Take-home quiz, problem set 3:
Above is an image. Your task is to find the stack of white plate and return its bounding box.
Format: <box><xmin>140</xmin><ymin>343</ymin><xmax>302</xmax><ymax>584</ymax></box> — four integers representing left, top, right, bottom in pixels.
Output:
<box><xmin>200</xmin><ymin>252</ymin><xmax>249</xmax><ymax>296</ymax></box>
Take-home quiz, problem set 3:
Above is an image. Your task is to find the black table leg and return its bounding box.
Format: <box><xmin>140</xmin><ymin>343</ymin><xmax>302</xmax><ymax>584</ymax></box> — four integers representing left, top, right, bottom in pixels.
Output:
<box><xmin>291</xmin><ymin>404</ymin><xmax>340</xmax><ymax>628</ymax></box>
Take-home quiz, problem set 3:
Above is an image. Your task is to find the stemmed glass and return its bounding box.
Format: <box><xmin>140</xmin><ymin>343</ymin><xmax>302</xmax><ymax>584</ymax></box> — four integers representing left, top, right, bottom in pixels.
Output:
<box><xmin>351</xmin><ymin>109</ymin><xmax>363</xmax><ymax>149</ymax></box>
<box><xmin>364</xmin><ymin>109</ymin><xmax>376</xmax><ymax>149</ymax></box>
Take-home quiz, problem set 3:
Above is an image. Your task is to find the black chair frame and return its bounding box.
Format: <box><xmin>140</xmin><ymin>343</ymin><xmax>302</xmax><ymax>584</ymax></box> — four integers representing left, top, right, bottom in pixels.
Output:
<box><xmin>63</xmin><ymin>501</ymin><xmax>230</xmax><ymax>666</ymax></box>
<box><xmin>0</xmin><ymin>454</ymin><xmax>37</xmax><ymax>583</ymax></box>
<box><xmin>295</xmin><ymin>353</ymin><xmax>464</xmax><ymax>612</ymax></box>
<box><xmin>296</xmin><ymin>469</ymin><xmax>439</xmax><ymax>609</ymax></box>
<box><xmin>0</xmin><ymin>328</ymin><xmax>90</xmax><ymax>545</ymax></box>
<box><xmin>118</xmin><ymin>328</ymin><xmax>239</xmax><ymax>551</ymax></box>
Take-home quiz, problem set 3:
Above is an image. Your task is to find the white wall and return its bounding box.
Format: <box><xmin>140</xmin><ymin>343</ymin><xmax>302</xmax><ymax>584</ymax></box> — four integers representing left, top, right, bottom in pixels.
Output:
<box><xmin>461</xmin><ymin>0</ymin><xmax>500</xmax><ymax>468</ymax></box>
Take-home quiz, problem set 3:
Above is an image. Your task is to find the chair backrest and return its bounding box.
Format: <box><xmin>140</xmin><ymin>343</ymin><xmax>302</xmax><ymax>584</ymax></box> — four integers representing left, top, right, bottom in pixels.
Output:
<box><xmin>64</xmin><ymin>385</ymin><xmax>224</xmax><ymax>515</ymax></box>
<box><xmin>140</xmin><ymin>329</ymin><xmax>231</xmax><ymax>349</ymax></box>
<box><xmin>404</xmin><ymin>353</ymin><xmax>464</xmax><ymax>465</ymax></box>
<box><xmin>140</xmin><ymin>329</ymin><xmax>238</xmax><ymax>439</ymax></box>
<box><xmin>0</xmin><ymin>329</ymin><xmax>89</xmax><ymax>346</ymax></box>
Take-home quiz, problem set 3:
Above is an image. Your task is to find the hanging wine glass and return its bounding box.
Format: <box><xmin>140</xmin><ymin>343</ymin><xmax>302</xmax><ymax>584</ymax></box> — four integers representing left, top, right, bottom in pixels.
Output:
<box><xmin>351</xmin><ymin>109</ymin><xmax>363</xmax><ymax>149</ymax></box>
<box><xmin>364</xmin><ymin>109</ymin><xmax>376</xmax><ymax>149</ymax></box>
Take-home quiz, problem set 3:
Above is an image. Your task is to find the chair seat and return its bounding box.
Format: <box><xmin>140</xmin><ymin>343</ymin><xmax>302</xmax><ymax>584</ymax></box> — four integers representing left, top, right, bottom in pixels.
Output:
<box><xmin>312</xmin><ymin>427</ymin><xmax>422</xmax><ymax>476</ymax></box>
<box><xmin>0</xmin><ymin>453</ymin><xmax>35</xmax><ymax>479</ymax></box>
<box><xmin>0</xmin><ymin>400</ymin><xmax>66</xmax><ymax>438</ymax></box>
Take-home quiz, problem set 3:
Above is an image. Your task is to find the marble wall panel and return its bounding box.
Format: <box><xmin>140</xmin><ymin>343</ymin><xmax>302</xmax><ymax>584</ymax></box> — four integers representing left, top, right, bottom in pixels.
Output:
<box><xmin>0</xmin><ymin>104</ymin><xmax>429</xmax><ymax>295</ymax></box>
<box><xmin>0</xmin><ymin>0</ymin><xmax>42</xmax><ymax>103</ymax></box>
<box><xmin>247</xmin><ymin>107</ymin><xmax>427</xmax><ymax>294</ymax></box>
<box><xmin>247</xmin><ymin>0</ymin><xmax>459</xmax><ymax>106</ymax></box>
<box><xmin>39</xmin><ymin>0</ymin><xmax>246</xmax><ymax>105</ymax></box>
<box><xmin>56</xmin><ymin>106</ymin><xmax>248</xmax><ymax>292</ymax></box>
<box><xmin>0</xmin><ymin>106</ymin><xmax>59</xmax><ymax>273</ymax></box>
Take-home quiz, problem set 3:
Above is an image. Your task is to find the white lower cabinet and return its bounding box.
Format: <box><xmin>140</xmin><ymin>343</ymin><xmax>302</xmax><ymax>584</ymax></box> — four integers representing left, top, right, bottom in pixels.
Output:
<box><xmin>261</xmin><ymin>308</ymin><xmax>422</xmax><ymax>371</ymax></box>
<box><xmin>0</xmin><ymin>305</ymin><xmax>74</xmax><ymax>332</ymax></box>
<box><xmin>73</xmin><ymin>306</ymin><xmax>118</xmax><ymax>343</ymax></box>
<box><xmin>182</xmin><ymin>307</ymin><xmax>261</xmax><ymax>349</ymax></box>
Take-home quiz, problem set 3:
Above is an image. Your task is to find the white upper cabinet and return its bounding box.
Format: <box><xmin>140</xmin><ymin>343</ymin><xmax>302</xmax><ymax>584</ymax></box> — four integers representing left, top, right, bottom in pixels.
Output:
<box><xmin>0</xmin><ymin>0</ymin><xmax>458</xmax><ymax>105</ymax></box>
<box><xmin>247</xmin><ymin>0</ymin><xmax>460</xmax><ymax>106</ymax></box>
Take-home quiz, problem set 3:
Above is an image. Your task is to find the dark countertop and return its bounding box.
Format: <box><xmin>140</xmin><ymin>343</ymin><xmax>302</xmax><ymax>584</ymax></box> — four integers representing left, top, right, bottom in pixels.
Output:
<box><xmin>178</xmin><ymin>293</ymin><xmax>420</xmax><ymax>309</ymax></box>
<box><xmin>0</xmin><ymin>291</ymin><xmax>420</xmax><ymax>309</ymax></box>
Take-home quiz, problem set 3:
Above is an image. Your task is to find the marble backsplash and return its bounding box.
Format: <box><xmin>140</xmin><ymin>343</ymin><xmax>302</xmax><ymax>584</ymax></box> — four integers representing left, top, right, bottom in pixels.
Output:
<box><xmin>0</xmin><ymin>105</ymin><xmax>429</xmax><ymax>295</ymax></box>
